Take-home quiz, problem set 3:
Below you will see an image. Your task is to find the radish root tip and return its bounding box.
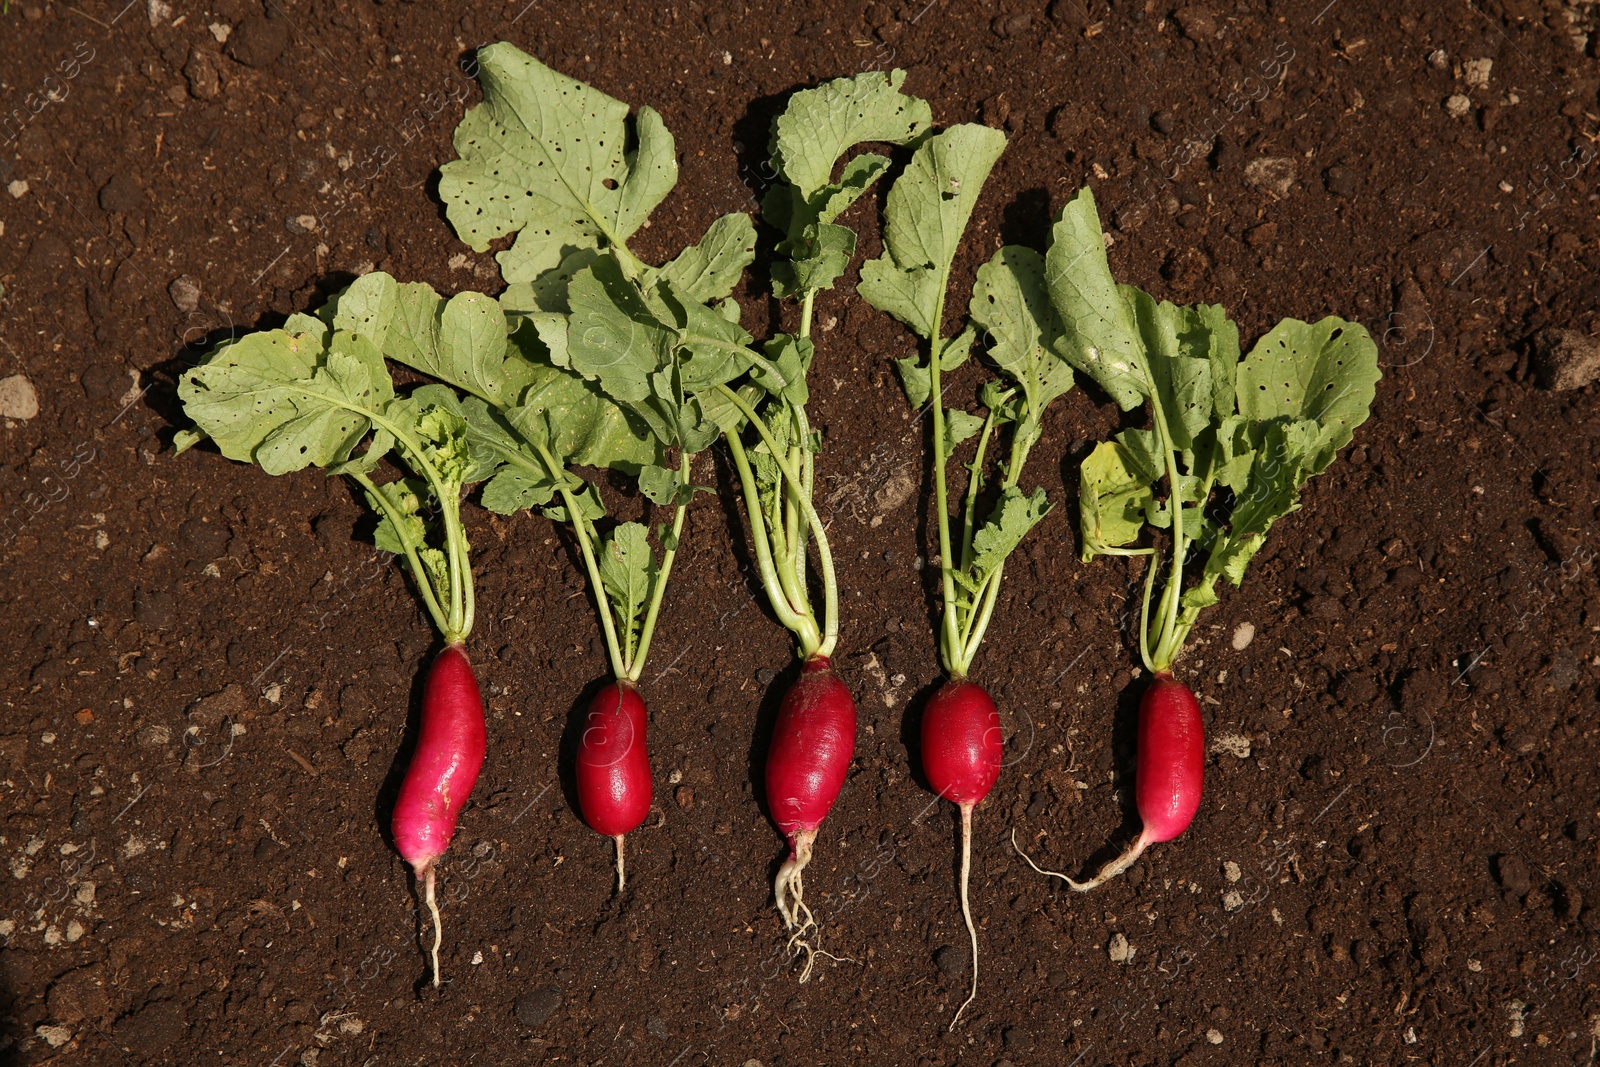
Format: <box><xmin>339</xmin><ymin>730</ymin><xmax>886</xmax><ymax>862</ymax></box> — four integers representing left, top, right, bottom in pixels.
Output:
<box><xmin>1011</xmin><ymin>826</ymin><xmax>1150</xmax><ymax>892</ymax></box>
<box><xmin>950</xmin><ymin>804</ymin><xmax>980</xmax><ymax>1032</ymax></box>
<box><xmin>421</xmin><ymin>864</ymin><xmax>442</xmax><ymax>989</ymax></box>
<box><xmin>774</xmin><ymin>829</ymin><xmax>819</xmax><ymax>982</ymax></box>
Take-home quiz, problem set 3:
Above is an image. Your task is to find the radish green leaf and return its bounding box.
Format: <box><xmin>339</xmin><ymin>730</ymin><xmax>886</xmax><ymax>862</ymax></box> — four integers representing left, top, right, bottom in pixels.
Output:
<box><xmin>440</xmin><ymin>42</ymin><xmax>677</xmax><ymax>284</ymax></box>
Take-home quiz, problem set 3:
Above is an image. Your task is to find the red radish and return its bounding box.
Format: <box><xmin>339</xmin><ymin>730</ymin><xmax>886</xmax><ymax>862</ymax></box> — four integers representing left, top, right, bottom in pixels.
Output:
<box><xmin>575</xmin><ymin>680</ymin><xmax>653</xmax><ymax>891</ymax></box>
<box><xmin>1015</xmin><ymin>672</ymin><xmax>1203</xmax><ymax>892</ymax></box>
<box><xmin>921</xmin><ymin>678</ymin><xmax>1003</xmax><ymax>1029</ymax></box>
<box><xmin>393</xmin><ymin>643</ymin><xmax>488</xmax><ymax>988</ymax></box>
<box><xmin>766</xmin><ymin>655</ymin><xmax>857</xmax><ymax>973</ymax></box>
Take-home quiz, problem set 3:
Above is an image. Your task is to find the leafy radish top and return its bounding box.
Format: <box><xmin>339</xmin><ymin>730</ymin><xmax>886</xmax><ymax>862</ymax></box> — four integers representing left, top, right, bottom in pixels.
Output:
<box><xmin>764</xmin><ymin>69</ymin><xmax>931</xmax><ymax>300</ymax></box>
<box><xmin>701</xmin><ymin>69</ymin><xmax>932</xmax><ymax>661</ymax></box>
<box><xmin>439</xmin><ymin>42</ymin><xmax>818</xmax><ymax>682</ymax></box>
<box><xmin>440</xmin><ymin>43</ymin><xmax>680</xmax><ymax>286</ymax></box>
<box><xmin>1052</xmin><ymin>187</ymin><xmax>1381</xmax><ymax>672</ymax></box>
<box><xmin>175</xmin><ymin>293</ymin><xmax>492</xmax><ymax>645</ymax></box>
<box><xmin>860</xmin><ymin>122</ymin><xmax>1077</xmax><ymax>678</ymax></box>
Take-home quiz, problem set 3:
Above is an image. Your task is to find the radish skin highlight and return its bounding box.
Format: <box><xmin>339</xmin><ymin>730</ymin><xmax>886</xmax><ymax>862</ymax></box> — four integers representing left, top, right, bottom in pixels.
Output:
<box><xmin>766</xmin><ymin>656</ymin><xmax>856</xmax><ymax>978</ymax></box>
<box><xmin>921</xmin><ymin>679</ymin><xmax>1003</xmax><ymax>1030</ymax></box>
<box><xmin>1015</xmin><ymin>672</ymin><xmax>1202</xmax><ymax>891</ymax></box>
<box><xmin>392</xmin><ymin>643</ymin><xmax>487</xmax><ymax>988</ymax></box>
<box><xmin>575</xmin><ymin>681</ymin><xmax>653</xmax><ymax>892</ymax></box>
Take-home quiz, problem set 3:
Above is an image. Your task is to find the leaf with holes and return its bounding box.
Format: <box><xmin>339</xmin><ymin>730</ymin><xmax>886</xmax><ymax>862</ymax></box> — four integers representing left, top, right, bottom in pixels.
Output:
<box><xmin>440</xmin><ymin>41</ymin><xmax>678</xmax><ymax>284</ymax></box>
<box><xmin>1236</xmin><ymin>316</ymin><xmax>1380</xmax><ymax>472</ymax></box>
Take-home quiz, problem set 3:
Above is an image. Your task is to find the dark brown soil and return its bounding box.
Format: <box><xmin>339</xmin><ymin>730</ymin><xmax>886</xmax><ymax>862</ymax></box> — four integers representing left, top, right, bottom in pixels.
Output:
<box><xmin>3</xmin><ymin>0</ymin><xmax>1599</xmax><ymax>1064</ymax></box>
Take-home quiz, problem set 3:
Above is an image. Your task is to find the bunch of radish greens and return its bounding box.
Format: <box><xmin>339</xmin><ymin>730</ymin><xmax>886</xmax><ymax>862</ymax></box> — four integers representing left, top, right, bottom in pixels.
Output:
<box><xmin>437</xmin><ymin>45</ymin><xmax>908</xmax><ymax>938</ymax></box>
<box><xmin>859</xmin><ymin>118</ymin><xmax>1084</xmax><ymax>1028</ymax></box>
<box><xmin>704</xmin><ymin>69</ymin><xmax>932</xmax><ymax>976</ymax></box>
<box><xmin>436</xmin><ymin>41</ymin><xmax>785</xmax><ymax>894</ymax></box>
<box><xmin>174</xmin><ymin>38</ymin><xmax>1385</xmax><ymax>1005</ymax></box>
<box><xmin>1011</xmin><ymin>187</ymin><xmax>1379</xmax><ymax>891</ymax></box>
<box><xmin>175</xmin><ymin>291</ymin><xmax>502</xmax><ymax>987</ymax></box>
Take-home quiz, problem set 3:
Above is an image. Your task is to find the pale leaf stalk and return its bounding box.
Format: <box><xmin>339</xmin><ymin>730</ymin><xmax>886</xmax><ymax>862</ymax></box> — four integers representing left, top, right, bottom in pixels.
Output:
<box><xmin>537</xmin><ymin>442</ymin><xmax>628</xmax><ymax>681</ymax></box>
<box><xmin>626</xmin><ymin>452</ymin><xmax>692</xmax><ymax>683</ymax></box>
<box><xmin>440</xmin><ymin>491</ymin><xmax>472</xmax><ymax>640</ymax></box>
<box><xmin>725</xmin><ymin>429</ymin><xmax>818</xmax><ymax>648</ymax></box>
<box><xmin>1141</xmin><ymin>386</ymin><xmax>1187</xmax><ymax>674</ymax></box>
<box><xmin>789</xmin><ymin>321</ymin><xmax>832</xmax><ymax>654</ymax></box>
<box><xmin>953</xmin><ymin>391</ymin><xmax>1043</xmax><ymax>675</ymax></box>
<box><xmin>717</xmin><ymin>384</ymin><xmax>838</xmax><ymax>659</ymax></box>
<box><xmin>925</xmin><ymin>289</ymin><xmax>963</xmax><ymax>677</ymax></box>
<box><xmin>957</xmin><ymin>406</ymin><xmax>1000</xmax><ymax>576</ymax></box>
<box><xmin>346</xmin><ymin>469</ymin><xmax>454</xmax><ymax>641</ymax></box>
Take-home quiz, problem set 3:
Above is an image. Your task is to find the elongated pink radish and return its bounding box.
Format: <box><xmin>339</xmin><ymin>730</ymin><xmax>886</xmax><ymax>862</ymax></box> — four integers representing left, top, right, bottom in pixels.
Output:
<box><xmin>765</xmin><ymin>655</ymin><xmax>857</xmax><ymax>976</ymax></box>
<box><xmin>921</xmin><ymin>678</ymin><xmax>1003</xmax><ymax>1030</ymax></box>
<box><xmin>575</xmin><ymin>680</ymin><xmax>652</xmax><ymax>891</ymax></box>
<box><xmin>393</xmin><ymin>642</ymin><xmax>487</xmax><ymax>988</ymax></box>
<box><xmin>1015</xmin><ymin>672</ymin><xmax>1203</xmax><ymax>891</ymax></box>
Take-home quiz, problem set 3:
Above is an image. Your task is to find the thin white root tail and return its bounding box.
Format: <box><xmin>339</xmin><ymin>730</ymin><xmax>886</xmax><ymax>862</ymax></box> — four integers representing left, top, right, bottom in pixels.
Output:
<box><xmin>950</xmin><ymin>803</ymin><xmax>979</xmax><ymax>1032</ymax></box>
<box><xmin>422</xmin><ymin>866</ymin><xmax>443</xmax><ymax>989</ymax></box>
<box><xmin>1011</xmin><ymin>826</ymin><xmax>1151</xmax><ymax>892</ymax></box>
<box><xmin>614</xmin><ymin>835</ymin><xmax>627</xmax><ymax>894</ymax></box>
<box><xmin>773</xmin><ymin>829</ymin><xmax>818</xmax><ymax>982</ymax></box>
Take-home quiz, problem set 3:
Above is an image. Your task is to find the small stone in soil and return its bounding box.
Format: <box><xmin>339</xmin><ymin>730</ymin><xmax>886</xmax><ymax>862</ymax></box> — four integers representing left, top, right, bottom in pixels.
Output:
<box><xmin>1209</xmin><ymin>731</ymin><xmax>1251</xmax><ymax>759</ymax></box>
<box><xmin>169</xmin><ymin>276</ymin><xmax>201</xmax><ymax>312</ymax></box>
<box><xmin>1243</xmin><ymin>157</ymin><xmax>1296</xmax><ymax>198</ymax></box>
<box><xmin>0</xmin><ymin>375</ymin><xmax>39</xmax><ymax>420</ymax></box>
<box><xmin>1531</xmin><ymin>329</ymin><xmax>1600</xmax><ymax>392</ymax></box>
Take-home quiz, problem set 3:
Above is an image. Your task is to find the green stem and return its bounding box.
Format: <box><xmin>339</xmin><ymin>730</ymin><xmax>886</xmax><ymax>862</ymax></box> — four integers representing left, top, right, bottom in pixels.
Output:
<box><xmin>1137</xmin><ymin>543</ymin><xmax>1160</xmax><ymax>675</ymax></box>
<box><xmin>441</xmin><ymin>491</ymin><xmax>468</xmax><ymax>638</ymax></box>
<box><xmin>953</xmin><ymin>402</ymin><xmax>1041</xmax><ymax>677</ymax></box>
<box><xmin>626</xmin><ymin>452</ymin><xmax>691</xmax><ymax>683</ymax></box>
<box><xmin>1142</xmin><ymin>388</ymin><xmax>1187</xmax><ymax>673</ymax></box>
<box><xmin>924</xmin><ymin>295</ymin><xmax>962</xmax><ymax>676</ymax></box>
<box><xmin>791</xmin><ymin>292</ymin><xmax>835</xmax><ymax>653</ymax></box>
<box><xmin>717</xmin><ymin>385</ymin><xmax>838</xmax><ymax>658</ymax></box>
<box><xmin>777</xmin><ymin>439</ymin><xmax>811</xmax><ymax>625</ymax></box>
<box><xmin>1000</xmin><ymin>416</ymin><xmax>1037</xmax><ymax>493</ymax></box>
<box><xmin>958</xmin><ymin>407</ymin><xmax>1000</xmax><ymax>577</ymax></box>
<box><xmin>346</xmin><ymin>469</ymin><xmax>453</xmax><ymax>641</ymax></box>
<box><xmin>725</xmin><ymin>427</ymin><xmax>820</xmax><ymax>653</ymax></box>
<box><xmin>759</xmin><ymin>428</ymin><xmax>808</xmax><ymax>631</ymax></box>
<box><xmin>537</xmin><ymin>444</ymin><xmax>627</xmax><ymax>681</ymax></box>
<box><xmin>955</xmin><ymin>560</ymin><xmax>1006</xmax><ymax>676</ymax></box>
<box><xmin>784</xmin><ymin>403</ymin><xmax>818</xmax><ymax>627</ymax></box>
